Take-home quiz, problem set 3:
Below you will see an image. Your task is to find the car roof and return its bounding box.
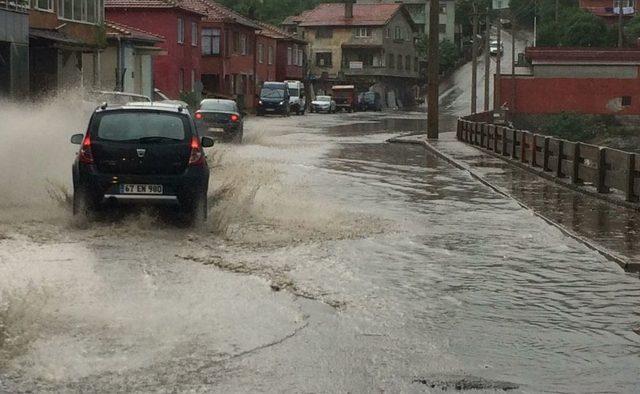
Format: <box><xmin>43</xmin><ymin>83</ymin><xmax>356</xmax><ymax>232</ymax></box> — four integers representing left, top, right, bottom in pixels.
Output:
<box><xmin>201</xmin><ymin>98</ymin><xmax>236</xmax><ymax>104</ymax></box>
<box><xmin>95</xmin><ymin>101</ymin><xmax>190</xmax><ymax>114</ymax></box>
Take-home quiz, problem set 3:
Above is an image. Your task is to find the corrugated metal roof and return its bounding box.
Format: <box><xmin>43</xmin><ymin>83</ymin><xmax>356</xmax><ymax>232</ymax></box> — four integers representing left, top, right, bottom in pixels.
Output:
<box><xmin>526</xmin><ymin>47</ymin><xmax>640</xmax><ymax>63</ymax></box>
<box><xmin>298</xmin><ymin>3</ymin><xmax>404</xmax><ymax>27</ymax></box>
<box><xmin>255</xmin><ymin>20</ymin><xmax>306</xmax><ymax>44</ymax></box>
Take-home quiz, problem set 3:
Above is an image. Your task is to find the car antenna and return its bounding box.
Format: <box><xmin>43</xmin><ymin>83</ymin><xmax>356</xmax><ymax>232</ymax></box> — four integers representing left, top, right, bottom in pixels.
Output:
<box><xmin>100</xmin><ymin>102</ymin><xmax>108</xmax><ymax>110</ymax></box>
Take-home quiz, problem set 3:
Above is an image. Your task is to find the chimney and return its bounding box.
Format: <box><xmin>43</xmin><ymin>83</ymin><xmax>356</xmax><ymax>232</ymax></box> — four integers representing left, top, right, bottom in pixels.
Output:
<box><xmin>345</xmin><ymin>1</ymin><xmax>354</xmax><ymax>19</ymax></box>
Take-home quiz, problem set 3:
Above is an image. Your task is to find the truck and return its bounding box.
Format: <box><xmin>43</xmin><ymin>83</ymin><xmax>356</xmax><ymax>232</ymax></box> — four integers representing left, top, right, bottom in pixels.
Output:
<box><xmin>331</xmin><ymin>85</ymin><xmax>357</xmax><ymax>113</ymax></box>
<box><xmin>285</xmin><ymin>80</ymin><xmax>306</xmax><ymax>115</ymax></box>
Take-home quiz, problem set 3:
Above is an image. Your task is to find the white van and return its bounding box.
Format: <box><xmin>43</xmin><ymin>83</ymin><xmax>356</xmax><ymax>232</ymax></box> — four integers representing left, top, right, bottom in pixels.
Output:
<box><xmin>285</xmin><ymin>80</ymin><xmax>306</xmax><ymax>115</ymax></box>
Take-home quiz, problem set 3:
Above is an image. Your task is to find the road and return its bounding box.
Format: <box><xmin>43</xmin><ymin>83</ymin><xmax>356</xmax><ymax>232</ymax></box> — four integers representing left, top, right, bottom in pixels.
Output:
<box><xmin>0</xmin><ymin>98</ymin><xmax>639</xmax><ymax>392</ymax></box>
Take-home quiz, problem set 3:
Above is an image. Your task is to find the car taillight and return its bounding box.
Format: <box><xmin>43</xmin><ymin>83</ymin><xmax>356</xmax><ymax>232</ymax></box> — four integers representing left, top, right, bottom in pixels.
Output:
<box><xmin>230</xmin><ymin>114</ymin><xmax>239</xmax><ymax>122</ymax></box>
<box><xmin>79</xmin><ymin>134</ymin><xmax>94</xmax><ymax>164</ymax></box>
<box><xmin>188</xmin><ymin>136</ymin><xmax>205</xmax><ymax>166</ymax></box>
<box><xmin>195</xmin><ymin>112</ymin><xmax>203</xmax><ymax>120</ymax></box>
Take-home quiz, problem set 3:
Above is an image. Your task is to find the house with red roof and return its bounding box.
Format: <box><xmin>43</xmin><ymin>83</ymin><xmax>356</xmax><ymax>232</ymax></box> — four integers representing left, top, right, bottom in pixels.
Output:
<box><xmin>579</xmin><ymin>0</ymin><xmax>635</xmax><ymax>24</ymax></box>
<box><xmin>99</xmin><ymin>20</ymin><xmax>165</xmax><ymax>97</ymax></box>
<box><xmin>255</xmin><ymin>21</ymin><xmax>307</xmax><ymax>82</ymax></box>
<box><xmin>289</xmin><ymin>1</ymin><xmax>418</xmax><ymax>107</ymax></box>
<box><xmin>181</xmin><ymin>0</ymin><xmax>261</xmax><ymax>109</ymax></box>
<box><xmin>105</xmin><ymin>0</ymin><xmax>206</xmax><ymax>99</ymax></box>
<box><xmin>499</xmin><ymin>47</ymin><xmax>640</xmax><ymax>115</ymax></box>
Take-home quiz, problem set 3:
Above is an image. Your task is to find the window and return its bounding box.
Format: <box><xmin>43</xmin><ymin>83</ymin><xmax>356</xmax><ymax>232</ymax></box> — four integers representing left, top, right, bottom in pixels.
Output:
<box><xmin>241</xmin><ymin>34</ymin><xmax>248</xmax><ymax>55</ymax></box>
<box><xmin>385</xmin><ymin>28</ymin><xmax>391</xmax><ymax>38</ymax></box>
<box><xmin>202</xmin><ymin>28</ymin><xmax>221</xmax><ymax>55</ymax></box>
<box><xmin>315</xmin><ymin>52</ymin><xmax>332</xmax><ymax>67</ymax></box>
<box><xmin>232</xmin><ymin>31</ymin><xmax>240</xmax><ymax>53</ymax></box>
<box><xmin>191</xmin><ymin>21</ymin><xmax>197</xmax><ymax>46</ymax></box>
<box><xmin>58</xmin><ymin>0</ymin><xmax>101</xmax><ymax>23</ymax></box>
<box><xmin>355</xmin><ymin>27</ymin><xmax>372</xmax><ymax>38</ymax></box>
<box><xmin>316</xmin><ymin>27</ymin><xmax>333</xmax><ymax>39</ymax></box>
<box><xmin>439</xmin><ymin>24</ymin><xmax>446</xmax><ymax>34</ymax></box>
<box><xmin>388</xmin><ymin>54</ymin><xmax>394</xmax><ymax>69</ymax></box>
<box><xmin>405</xmin><ymin>55</ymin><xmax>411</xmax><ymax>71</ymax></box>
<box><xmin>268</xmin><ymin>46</ymin><xmax>274</xmax><ymax>65</ymax></box>
<box><xmin>287</xmin><ymin>47</ymin><xmax>292</xmax><ymax>65</ymax></box>
<box><xmin>179</xmin><ymin>68</ymin><xmax>184</xmax><ymax>91</ymax></box>
<box><xmin>440</xmin><ymin>5</ymin><xmax>447</xmax><ymax>14</ymax></box>
<box><xmin>394</xmin><ymin>26</ymin><xmax>403</xmax><ymax>40</ymax></box>
<box><xmin>622</xmin><ymin>96</ymin><xmax>632</xmax><ymax>106</ymax></box>
<box><xmin>293</xmin><ymin>44</ymin><xmax>298</xmax><ymax>65</ymax></box>
<box><xmin>258</xmin><ymin>43</ymin><xmax>264</xmax><ymax>63</ymax></box>
<box><xmin>36</xmin><ymin>0</ymin><xmax>54</xmax><ymax>11</ymax></box>
<box><xmin>397</xmin><ymin>55</ymin><xmax>402</xmax><ymax>70</ymax></box>
<box><xmin>298</xmin><ymin>49</ymin><xmax>303</xmax><ymax>67</ymax></box>
<box><xmin>178</xmin><ymin>18</ymin><xmax>184</xmax><ymax>44</ymax></box>
<box><xmin>414</xmin><ymin>57</ymin><xmax>419</xmax><ymax>72</ymax></box>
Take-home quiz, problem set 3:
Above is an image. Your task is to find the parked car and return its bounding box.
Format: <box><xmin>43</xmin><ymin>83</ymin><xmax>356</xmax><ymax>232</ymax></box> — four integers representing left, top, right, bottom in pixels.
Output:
<box><xmin>310</xmin><ymin>95</ymin><xmax>336</xmax><ymax>113</ymax></box>
<box><xmin>285</xmin><ymin>80</ymin><xmax>306</xmax><ymax>115</ymax></box>
<box><xmin>153</xmin><ymin>88</ymin><xmax>189</xmax><ymax>108</ymax></box>
<box><xmin>332</xmin><ymin>85</ymin><xmax>357</xmax><ymax>112</ymax></box>
<box><xmin>70</xmin><ymin>102</ymin><xmax>214</xmax><ymax>224</ymax></box>
<box><xmin>489</xmin><ymin>40</ymin><xmax>503</xmax><ymax>56</ymax></box>
<box><xmin>256</xmin><ymin>82</ymin><xmax>290</xmax><ymax>116</ymax></box>
<box><xmin>358</xmin><ymin>91</ymin><xmax>382</xmax><ymax>112</ymax></box>
<box><xmin>194</xmin><ymin>99</ymin><xmax>243</xmax><ymax>143</ymax></box>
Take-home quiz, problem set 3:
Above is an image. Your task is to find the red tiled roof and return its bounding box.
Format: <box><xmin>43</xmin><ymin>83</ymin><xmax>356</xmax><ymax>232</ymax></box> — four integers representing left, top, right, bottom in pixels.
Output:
<box><xmin>298</xmin><ymin>3</ymin><xmax>405</xmax><ymax>27</ymax></box>
<box><xmin>255</xmin><ymin>20</ymin><xmax>306</xmax><ymax>44</ymax></box>
<box><xmin>105</xmin><ymin>20</ymin><xmax>165</xmax><ymax>42</ymax></box>
<box><xmin>526</xmin><ymin>47</ymin><xmax>640</xmax><ymax>63</ymax></box>
<box><xmin>181</xmin><ymin>0</ymin><xmax>260</xmax><ymax>28</ymax></box>
<box><xmin>105</xmin><ymin>0</ymin><xmax>206</xmax><ymax>16</ymax></box>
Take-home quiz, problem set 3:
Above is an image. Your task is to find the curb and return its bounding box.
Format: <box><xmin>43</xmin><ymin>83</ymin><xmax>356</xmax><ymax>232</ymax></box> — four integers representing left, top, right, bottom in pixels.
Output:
<box><xmin>387</xmin><ymin>136</ymin><xmax>639</xmax><ymax>274</ymax></box>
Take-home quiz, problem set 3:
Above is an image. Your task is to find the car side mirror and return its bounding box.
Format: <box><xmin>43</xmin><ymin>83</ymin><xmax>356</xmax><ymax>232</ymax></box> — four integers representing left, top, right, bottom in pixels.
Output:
<box><xmin>70</xmin><ymin>133</ymin><xmax>84</xmax><ymax>144</ymax></box>
<box><xmin>201</xmin><ymin>136</ymin><xmax>215</xmax><ymax>148</ymax></box>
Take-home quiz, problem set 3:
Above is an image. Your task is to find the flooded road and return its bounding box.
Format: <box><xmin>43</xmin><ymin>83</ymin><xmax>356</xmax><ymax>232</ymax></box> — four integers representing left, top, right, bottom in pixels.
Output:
<box><xmin>1</xmin><ymin>106</ymin><xmax>639</xmax><ymax>392</ymax></box>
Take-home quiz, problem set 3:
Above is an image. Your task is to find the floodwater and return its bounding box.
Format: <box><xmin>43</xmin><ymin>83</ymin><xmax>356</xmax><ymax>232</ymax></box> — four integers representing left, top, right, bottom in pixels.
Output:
<box><xmin>0</xmin><ymin>101</ymin><xmax>639</xmax><ymax>392</ymax></box>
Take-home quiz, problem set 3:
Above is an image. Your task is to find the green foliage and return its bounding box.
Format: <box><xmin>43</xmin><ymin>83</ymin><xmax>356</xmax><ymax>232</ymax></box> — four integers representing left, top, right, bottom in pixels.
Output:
<box><xmin>439</xmin><ymin>40</ymin><xmax>460</xmax><ymax>74</ymax></box>
<box><xmin>541</xmin><ymin>113</ymin><xmax>613</xmax><ymax>141</ymax></box>
<box><xmin>217</xmin><ymin>0</ymin><xmax>341</xmax><ymax>25</ymax></box>
<box><xmin>416</xmin><ymin>33</ymin><xmax>428</xmax><ymax>58</ymax></box>
<box><xmin>625</xmin><ymin>15</ymin><xmax>640</xmax><ymax>42</ymax></box>
<box><xmin>536</xmin><ymin>8</ymin><xmax>617</xmax><ymax>47</ymax></box>
<box><xmin>179</xmin><ymin>91</ymin><xmax>200</xmax><ymax>110</ymax></box>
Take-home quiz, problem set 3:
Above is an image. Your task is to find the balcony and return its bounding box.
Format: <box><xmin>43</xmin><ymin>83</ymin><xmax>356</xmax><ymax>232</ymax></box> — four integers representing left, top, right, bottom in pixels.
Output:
<box><xmin>0</xmin><ymin>0</ymin><xmax>29</xmax><ymax>13</ymax></box>
<box><xmin>342</xmin><ymin>63</ymin><xmax>418</xmax><ymax>79</ymax></box>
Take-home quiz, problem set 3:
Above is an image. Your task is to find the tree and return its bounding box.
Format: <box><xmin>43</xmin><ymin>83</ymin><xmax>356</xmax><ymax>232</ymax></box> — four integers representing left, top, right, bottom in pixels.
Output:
<box><xmin>625</xmin><ymin>15</ymin><xmax>640</xmax><ymax>43</ymax></box>
<box><xmin>562</xmin><ymin>10</ymin><xmax>614</xmax><ymax>47</ymax></box>
<box><xmin>439</xmin><ymin>40</ymin><xmax>460</xmax><ymax>74</ymax></box>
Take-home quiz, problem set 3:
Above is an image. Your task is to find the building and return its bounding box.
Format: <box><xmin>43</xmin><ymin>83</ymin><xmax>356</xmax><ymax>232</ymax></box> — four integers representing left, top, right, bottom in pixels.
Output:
<box><xmin>106</xmin><ymin>0</ymin><xmax>206</xmax><ymax>99</ymax></box>
<box><xmin>29</xmin><ymin>0</ymin><xmax>105</xmax><ymax>97</ymax></box>
<box><xmin>181</xmin><ymin>0</ymin><xmax>260</xmax><ymax>109</ymax></box>
<box><xmin>292</xmin><ymin>1</ymin><xmax>419</xmax><ymax>106</ymax></box>
<box><xmin>100</xmin><ymin>20</ymin><xmax>165</xmax><ymax>97</ymax></box>
<box><xmin>357</xmin><ymin>0</ymin><xmax>455</xmax><ymax>43</ymax></box>
<box><xmin>0</xmin><ymin>0</ymin><xmax>29</xmax><ymax>98</ymax></box>
<box><xmin>255</xmin><ymin>21</ymin><xmax>307</xmax><ymax>82</ymax></box>
<box><xmin>579</xmin><ymin>0</ymin><xmax>635</xmax><ymax>24</ymax></box>
<box><xmin>498</xmin><ymin>47</ymin><xmax>640</xmax><ymax>115</ymax></box>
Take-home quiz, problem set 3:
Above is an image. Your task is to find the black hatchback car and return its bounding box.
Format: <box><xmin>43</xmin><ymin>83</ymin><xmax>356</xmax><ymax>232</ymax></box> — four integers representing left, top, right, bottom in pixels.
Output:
<box><xmin>194</xmin><ymin>99</ymin><xmax>243</xmax><ymax>143</ymax></box>
<box><xmin>70</xmin><ymin>102</ymin><xmax>214</xmax><ymax>223</ymax></box>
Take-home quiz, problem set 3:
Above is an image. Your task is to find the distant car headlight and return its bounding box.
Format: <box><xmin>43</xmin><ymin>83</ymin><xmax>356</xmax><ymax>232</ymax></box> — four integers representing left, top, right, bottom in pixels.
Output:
<box><xmin>279</xmin><ymin>101</ymin><xmax>284</xmax><ymax>105</ymax></box>
<box><xmin>258</xmin><ymin>100</ymin><xmax>263</xmax><ymax>105</ymax></box>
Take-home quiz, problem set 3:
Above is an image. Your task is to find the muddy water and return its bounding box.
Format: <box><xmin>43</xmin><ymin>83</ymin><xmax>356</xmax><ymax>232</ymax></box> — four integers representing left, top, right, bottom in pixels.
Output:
<box><xmin>0</xmin><ymin>108</ymin><xmax>639</xmax><ymax>392</ymax></box>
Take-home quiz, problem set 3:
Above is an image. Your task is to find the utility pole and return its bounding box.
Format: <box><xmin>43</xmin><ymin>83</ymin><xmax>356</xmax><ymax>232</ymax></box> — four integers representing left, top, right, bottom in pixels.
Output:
<box><xmin>511</xmin><ymin>15</ymin><xmax>516</xmax><ymax>112</ymax></box>
<box><xmin>618</xmin><ymin>0</ymin><xmax>624</xmax><ymax>48</ymax></box>
<box><xmin>495</xmin><ymin>21</ymin><xmax>501</xmax><ymax>110</ymax></box>
<box><xmin>484</xmin><ymin>13</ymin><xmax>490</xmax><ymax>111</ymax></box>
<box><xmin>427</xmin><ymin>0</ymin><xmax>439</xmax><ymax>139</ymax></box>
<box><xmin>471</xmin><ymin>1</ymin><xmax>478</xmax><ymax>114</ymax></box>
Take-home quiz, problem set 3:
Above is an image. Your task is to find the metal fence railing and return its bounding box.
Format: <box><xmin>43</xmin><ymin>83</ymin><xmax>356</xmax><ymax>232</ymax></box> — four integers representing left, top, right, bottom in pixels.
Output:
<box><xmin>0</xmin><ymin>0</ymin><xmax>29</xmax><ymax>12</ymax></box>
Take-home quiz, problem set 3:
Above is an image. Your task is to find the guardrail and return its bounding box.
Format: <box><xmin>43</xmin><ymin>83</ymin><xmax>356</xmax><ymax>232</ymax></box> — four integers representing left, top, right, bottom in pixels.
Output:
<box><xmin>457</xmin><ymin>117</ymin><xmax>640</xmax><ymax>203</ymax></box>
<box><xmin>0</xmin><ymin>0</ymin><xmax>29</xmax><ymax>12</ymax></box>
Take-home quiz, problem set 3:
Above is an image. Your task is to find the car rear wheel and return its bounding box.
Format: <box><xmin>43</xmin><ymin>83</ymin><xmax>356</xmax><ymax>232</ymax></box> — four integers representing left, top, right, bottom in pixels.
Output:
<box><xmin>72</xmin><ymin>186</ymin><xmax>97</xmax><ymax>223</ymax></box>
<box><xmin>184</xmin><ymin>190</ymin><xmax>207</xmax><ymax>226</ymax></box>
<box><xmin>232</xmin><ymin>130</ymin><xmax>243</xmax><ymax>144</ymax></box>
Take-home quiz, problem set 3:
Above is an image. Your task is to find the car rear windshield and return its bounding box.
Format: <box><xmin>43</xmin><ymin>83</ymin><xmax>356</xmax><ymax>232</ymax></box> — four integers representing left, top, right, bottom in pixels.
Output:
<box><xmin>200</xmin><ymin>100</ymin><xmax>237</xmax><ymax>112</ymax></box>
<box><xmin>94</xmin><ymin>111</ymin><xmax>189</xmax><ymax>142</ymax></box>
<box><xmin>261</xmin><ymin>87</ymin><xmax>285</xmax><ymax>99</ymax></box>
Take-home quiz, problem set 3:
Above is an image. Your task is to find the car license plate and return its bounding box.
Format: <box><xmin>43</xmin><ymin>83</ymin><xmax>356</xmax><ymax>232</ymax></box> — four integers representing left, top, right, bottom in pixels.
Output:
<box><xmin>120</xmin><ymin>184</ymin><xmax>163</xmax><ymax>194</ymax></box>
<box><xmin>208</xmin><ymin>127</ymin><xmax>224</xmax><ymax>133</ymax></box>
<box><xmin>266</xmin><ymin>108</ymin><xmax>275</xmax><ymax>112</ymax></box>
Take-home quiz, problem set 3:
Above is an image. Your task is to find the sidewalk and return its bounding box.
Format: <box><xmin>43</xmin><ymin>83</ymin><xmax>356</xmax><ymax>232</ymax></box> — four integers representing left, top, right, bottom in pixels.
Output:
<box><xmin>391</xmin><ymin>132</ymin><xmax>640</xmax><ymax>273</ymax></box>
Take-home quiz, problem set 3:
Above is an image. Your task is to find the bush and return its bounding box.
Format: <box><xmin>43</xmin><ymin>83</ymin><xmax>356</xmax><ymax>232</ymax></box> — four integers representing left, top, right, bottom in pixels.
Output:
<box><xmin>541</xmin><ymin>113</ymin><xmax>611</xmax><ymax>141</ymax></box>
<box><xmin>179</xmin><ymin>91</ymin><xmax>200</xmax><ymax>110</ymax></box>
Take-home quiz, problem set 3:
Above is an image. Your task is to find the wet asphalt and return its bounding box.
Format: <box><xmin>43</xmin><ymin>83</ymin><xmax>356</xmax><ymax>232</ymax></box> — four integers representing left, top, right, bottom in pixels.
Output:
<box><xmin>0</xmin><ymin>109</ymin><xmax>639</xmax><ymax>392</ymax></box>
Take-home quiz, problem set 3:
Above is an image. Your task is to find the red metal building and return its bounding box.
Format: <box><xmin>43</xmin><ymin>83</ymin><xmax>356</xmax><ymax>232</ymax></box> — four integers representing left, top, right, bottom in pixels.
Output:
<box><xmin>498</xmin><ymin>47</ymin><xmax>640</xmax><ymax>115</ymax></box>
<box><xmin>105</xmin><ymin>0</ymin><xmax>206</xmax><ymax>99</ymax></box>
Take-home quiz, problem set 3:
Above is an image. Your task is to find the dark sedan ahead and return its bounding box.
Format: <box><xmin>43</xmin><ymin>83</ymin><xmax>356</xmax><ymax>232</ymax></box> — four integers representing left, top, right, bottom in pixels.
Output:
<box><xmin>195</xmin><ymin>99</ymin><xmax>243</xmax><ymax>143</ymax></box>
